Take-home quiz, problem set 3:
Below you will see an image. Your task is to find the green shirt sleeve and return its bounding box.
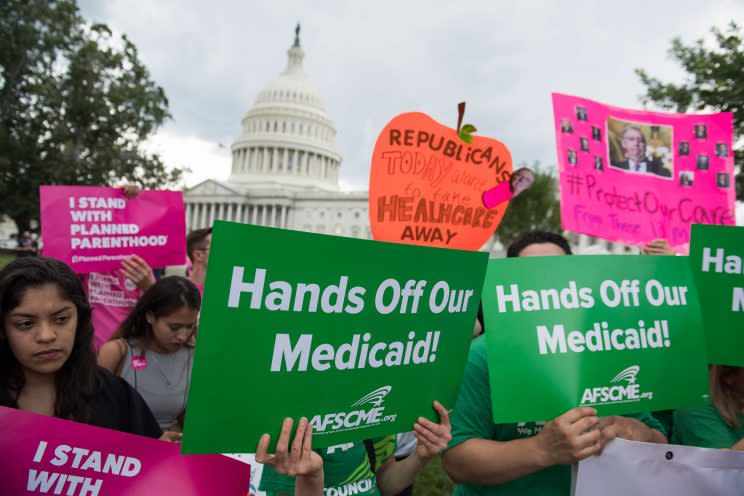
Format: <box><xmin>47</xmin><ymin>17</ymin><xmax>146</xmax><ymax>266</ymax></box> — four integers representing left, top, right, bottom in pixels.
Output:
<box><xmin>446</xmin><ymin>336</ymin><xmax>496</xmax><ymax>450</ymax></box>
<box><xmin>258</xmin><ymin>464</ymin><xmax>295</xmax><ymax>495</ymax></box>
<box><xmin>671</xmin><ymin>405</ymin><xmax>744</xmax><ymax>449</ymax></box>
<box><xmin>371</xmin><ymin>435</ymin><xmax>396</xmax><ymax>472</ymax></box>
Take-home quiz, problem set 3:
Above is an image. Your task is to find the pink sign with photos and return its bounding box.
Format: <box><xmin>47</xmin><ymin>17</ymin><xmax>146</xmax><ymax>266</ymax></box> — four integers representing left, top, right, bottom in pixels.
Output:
<box><xmin>552</xmin><ymin>93</ymin><xmax>735</xmax><ymax>253</ymax></box>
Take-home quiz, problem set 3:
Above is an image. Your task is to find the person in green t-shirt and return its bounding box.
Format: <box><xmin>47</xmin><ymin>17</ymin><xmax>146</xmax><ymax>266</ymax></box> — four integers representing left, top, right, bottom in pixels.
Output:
<box><xmin>259</xmin><ymin>402</ymin><xmax>451</xmax><ymax>496</ymax></box>
<box><xmin>441</xmin><ymin>231</ymin><xmax>668</xmax><ymax>496</ymax></box>
<box><xmin>672</xmin><ymin>365</ymin><xmax>744</xmax><ymax>450</ymax></box>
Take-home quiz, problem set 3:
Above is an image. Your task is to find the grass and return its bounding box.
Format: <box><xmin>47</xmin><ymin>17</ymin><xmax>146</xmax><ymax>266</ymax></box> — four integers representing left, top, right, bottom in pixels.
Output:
<box><xmin>414</xmin><ymin>457</ymin><xmax>455</xmax><ymax>496</ymax></box>
<box><xmin>0</xmin><ymin>252</ymin><xmax>15</xmax><ymax>270</ymax></box>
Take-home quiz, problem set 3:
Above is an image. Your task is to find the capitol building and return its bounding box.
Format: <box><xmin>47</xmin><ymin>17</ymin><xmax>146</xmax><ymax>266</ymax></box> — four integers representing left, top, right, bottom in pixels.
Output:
<box><xmin>183</xmin><ymin>29</ymin><xmax>370</xmax><ymax>239</ymax></box>
<box><xmin>183</xmin><ymin>28</ymin><xmax>631</xmax><ymax>255</ymax></box>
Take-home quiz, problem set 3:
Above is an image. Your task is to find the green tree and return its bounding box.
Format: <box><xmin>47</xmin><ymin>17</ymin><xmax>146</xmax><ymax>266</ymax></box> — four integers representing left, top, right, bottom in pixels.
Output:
<box><xmin>0</xmin><ymin>0</ymin><xmax>182</xmax><ymax>232</ymax></box>
<box><xmin>636</xmin><ymin>22</ymin><xmax>744</xmax><ymax>199</ymax></box>
<box><xmin>496</xmin><ymin>162</ymin><xmax>563</xmax><ymax>247</ymax></box>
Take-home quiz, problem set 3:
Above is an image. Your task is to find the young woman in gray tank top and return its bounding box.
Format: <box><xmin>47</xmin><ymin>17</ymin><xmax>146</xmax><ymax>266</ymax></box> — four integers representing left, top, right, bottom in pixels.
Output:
<box><xmin>98</xmin><ymin>276</ymin><xmax>199</xmax><ymax>440</ymax></box>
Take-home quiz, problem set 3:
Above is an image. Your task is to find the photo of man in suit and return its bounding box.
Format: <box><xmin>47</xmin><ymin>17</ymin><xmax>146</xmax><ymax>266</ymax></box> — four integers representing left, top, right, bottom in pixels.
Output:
<box><xmin>567</xmin><ymin>149</ymin><xmax>577</xmax><ymax>165</ymax></box>
<box><xmin>694</xmin><ymin>124</ymin><xmax>707</xmax><ymax>139</ymax></box>
<box><xmin>718</xmin><ymin>173</ymin><xmax>731</xmax><ymax>188</ymax></box>
<box><xmin>679</xmin><ymin>141</ymin><xmax>690</xmax><ymax>156</ymax></box>
<box><xmin>576</xmin><ymin>106</ymin><xmax>588</xmax><ymax>121</ymax></box>
<box><xmin>610</xmin><ymin>126</ymin><xmax>671</xmax><ymax>178</ymax></box>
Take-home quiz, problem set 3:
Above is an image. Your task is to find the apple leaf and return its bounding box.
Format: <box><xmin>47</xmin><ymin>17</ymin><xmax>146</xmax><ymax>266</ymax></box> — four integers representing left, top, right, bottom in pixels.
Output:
<box><xmin>458</xmin><ymin>123</ymin><xmax>477</xmax><ymax>144</ymax></box>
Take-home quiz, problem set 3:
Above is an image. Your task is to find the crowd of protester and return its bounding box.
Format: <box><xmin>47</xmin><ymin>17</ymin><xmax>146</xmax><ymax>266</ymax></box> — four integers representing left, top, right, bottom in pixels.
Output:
<box><xmin>1</xmin><ymin>186</ymin><xmax>742</xmax><ymax>496</ymax></box>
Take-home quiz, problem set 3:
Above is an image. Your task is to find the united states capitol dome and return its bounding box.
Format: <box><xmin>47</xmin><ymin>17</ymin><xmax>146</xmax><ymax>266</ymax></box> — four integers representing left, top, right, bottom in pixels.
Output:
<box><xmin>230</xmin><ymin>25</ymin><xmax>341</xmax><ymax>191</ymax></box>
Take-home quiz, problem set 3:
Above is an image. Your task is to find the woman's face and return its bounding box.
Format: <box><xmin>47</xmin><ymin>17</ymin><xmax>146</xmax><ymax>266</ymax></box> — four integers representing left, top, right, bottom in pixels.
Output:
<box><xmin>146</xmin><ymin>305</ymin><xmax>198</xmax><ymax>353</ymax></box>
<box><xmin>3</xmin><ymin>284</ymin><xmax>77</xmax><ymax>377</ymax></box>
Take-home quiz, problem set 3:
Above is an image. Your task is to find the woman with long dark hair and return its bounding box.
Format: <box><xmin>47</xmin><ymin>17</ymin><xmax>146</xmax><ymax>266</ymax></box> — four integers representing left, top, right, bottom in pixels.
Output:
<box><xmin>0</xmin><ymin>257</ymin><xmax>161</xmax><ymax>438</ymax></box>
<box><xmin>98</xmin><ymin>276</ymin><xmax>198</xmax><ymax>436</ymax></box>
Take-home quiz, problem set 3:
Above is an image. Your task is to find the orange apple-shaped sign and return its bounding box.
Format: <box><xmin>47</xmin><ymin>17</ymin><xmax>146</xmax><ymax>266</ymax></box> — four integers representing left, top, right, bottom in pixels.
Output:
<box><xmin>368</xmin><ymin>112</ymin><xmax>513</xmax><ymax>250</ymax></box>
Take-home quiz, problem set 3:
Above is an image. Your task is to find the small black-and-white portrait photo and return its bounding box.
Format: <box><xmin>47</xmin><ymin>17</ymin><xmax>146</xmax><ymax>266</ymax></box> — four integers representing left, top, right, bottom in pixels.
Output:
<box><xmin>717</xmin><ymin>173</ymin><xmax>731</xmax><ymax>188</ymax></box>
<box><xmin>678</xmin><ymin>141</ymin><xmax>690</xmax><ymax>156</ymax></box>
<box><xmin>560</xmin><ymin>119</ymin><xmax>573</xmax><ymax>134</ymax></box>
<box><xmin>716</xmin><ymin>143</ymin><xmax>729</xmax><ymax>157</ymax></box>
<box><xmin>567</xmin><ymin>149</ymin><xmax>577</xmax><ymax>165</ymax></box>
<box><xmin>576</xmin><ymin>106</ymin><xmax>588</xmax><ymax>121</ymax></box>
<box><xmin>696</xmin><ymin>154</ymin><xmax>710</xmax><ymax>170</ymax></box>
<box><xmin>580</xmin><ymin>137</ymin><xmax>589</xmax><ymax>152</ymax></box>
<box><xmin>694</xmin><ymin>124</ymin><xmax>707</xmax><ymax>139</ymax></box>
<box><xmin>592</xmin><ymin>126</ymin><xmax>601</xmax><ymax>141</ymax></box>
<box><xmin>594</xmin><ymin>156</ymin><xmax>603</xmax><ymax>170</ymax></box>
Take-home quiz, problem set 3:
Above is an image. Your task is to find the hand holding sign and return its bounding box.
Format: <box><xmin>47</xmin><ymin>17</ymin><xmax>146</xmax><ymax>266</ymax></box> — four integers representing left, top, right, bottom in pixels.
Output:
<box><xmin>256</xmin><ymin>417</ymin><xmax>323</xmax><ymax>491</ymax></box>
<box><xmin>482</xmin><ymin>167</ymin><xmax>535</xmax><ymax>209</ymax></box>
<box><xmin>120</xmin><ymin>254</ymin><xmax>156</xmax><ymax>291</ymax></box>
<box><xmin>640</xmin><ymin>239</ymin><xmax>675</xmax><ymax>256</ymax></box>
<box><xmin>534</xmin><ymin>406</ymin><xmax>600</xmax><ymax>466</ymax></box>
<box><xmin>413</xmin><ymin>401</ymin><xmax>452</xmax><ymax>462</ymax></box>
<box><xmin>597</xmin><ymin>416</ymin><xmax>665</xmax><ymax>454</ymax></box>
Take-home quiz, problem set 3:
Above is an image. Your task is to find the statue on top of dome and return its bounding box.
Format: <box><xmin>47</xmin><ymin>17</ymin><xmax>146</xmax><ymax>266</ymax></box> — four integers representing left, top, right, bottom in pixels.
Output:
<box><xmin>293</xmin><ymin>23</ymin><xmax>301</xmax><ymax>48</ymax></box>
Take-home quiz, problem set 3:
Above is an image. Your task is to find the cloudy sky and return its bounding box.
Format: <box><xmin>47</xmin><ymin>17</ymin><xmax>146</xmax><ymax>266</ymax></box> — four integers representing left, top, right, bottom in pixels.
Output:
<box><xmin>78</xmin><ymin>0</ymin><xmax>742</xmax><ymax>190</ymax></box>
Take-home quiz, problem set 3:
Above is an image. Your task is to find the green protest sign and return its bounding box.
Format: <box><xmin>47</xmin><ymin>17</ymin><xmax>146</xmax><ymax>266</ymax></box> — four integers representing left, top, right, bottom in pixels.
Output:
<box><xmin>182</xmin><ymin>222</ymin><xmax>488</xmax><ymax>454</ymax></box>
<box><xmin>481</xmin><ymin>255</ymin><xmax>709</xmax><ymax>423</ymax></box>
<box><xmin>690</xmin><ymin>224</ymin><xmax>744</xmax><ymax>366</ymax></box>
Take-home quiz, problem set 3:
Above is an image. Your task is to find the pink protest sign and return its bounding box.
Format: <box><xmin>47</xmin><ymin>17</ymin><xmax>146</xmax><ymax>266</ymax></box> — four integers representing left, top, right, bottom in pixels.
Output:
<box><xmin>0</xmin><ymin>406</ymin><xmax>251</xmax><ymax>495</ymax></box>
<box><xmin>40</xmin><ymin>186</ymin><xmax>187</xmax><ymax>273</ymax></box>
<box><xmin>552</xmin><ymin>93</ymin><xmax>735</xmax><ymax>253</ymax></box>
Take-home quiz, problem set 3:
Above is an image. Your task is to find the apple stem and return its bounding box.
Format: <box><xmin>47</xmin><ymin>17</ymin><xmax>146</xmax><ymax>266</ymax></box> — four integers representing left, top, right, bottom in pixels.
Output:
<box><xmin>456</xmin><ymin>101</ymin><xmax>466</xmax><ymax>133</ymax></box>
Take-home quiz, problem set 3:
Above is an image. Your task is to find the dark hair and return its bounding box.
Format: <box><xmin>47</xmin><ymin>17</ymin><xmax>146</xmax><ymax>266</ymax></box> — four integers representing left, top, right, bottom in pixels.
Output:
<box><xmin>0</xmin><ymin>257</ymin><xmax>99</xmax><ymax>420</ymax></box>
<box><xmin>507</xmin><ymin>231</ymin><xmax>572</xmax><ymax>258</ymax></box>
<box><xmin>112</xmin><ymin>276</ymin><xmax>201</xmax><ymax>343</ymax></box>
<box><xmin>711</xmin><ymin>365</ymin><xmax>743</xmax><ymax>428</ymax></box>
<box><xmin>475</xmin><ymin>301</ymin><xmax>485</xmax><ymax>337</ymax></box>
<box><xmin>186</xmin><ymin>227</ymin><xmax>212</xmax><ymax>262</ymax></box>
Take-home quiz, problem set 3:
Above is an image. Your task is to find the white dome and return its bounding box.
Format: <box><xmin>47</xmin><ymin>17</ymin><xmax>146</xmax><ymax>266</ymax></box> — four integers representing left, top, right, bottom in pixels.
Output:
<box><xmin>254</xmin><ymin>53</ymin><xmax>327</xmax><ymax>112</ymax></box>
<box><xmin>229</xmin><ymin>27</ymin><xmax>341</xmax><ymax>192</ymax></box>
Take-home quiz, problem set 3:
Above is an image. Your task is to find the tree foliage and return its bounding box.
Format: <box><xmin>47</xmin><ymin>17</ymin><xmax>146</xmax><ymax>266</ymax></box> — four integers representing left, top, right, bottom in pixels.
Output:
<box><xmin>496</xmin><ymin>162</ymin><xmax>563</xmax><ymax>247</ymax></box>
<box><xmin>636</xmin><ymin>21</ymin><xmax>744</xmax><ymax>199</ymax></box>
<box><xmin>0</xmin><ymin>0</ymin><xmax>182</xmax><ymax>232</ymax></box>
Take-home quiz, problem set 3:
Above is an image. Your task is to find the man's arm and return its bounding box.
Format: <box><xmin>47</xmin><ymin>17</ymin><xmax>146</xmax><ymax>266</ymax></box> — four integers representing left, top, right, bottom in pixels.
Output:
<box><xmin>442</xmin><ymin>406</ymin><xmax>600</xmax><ymax>486</ymax></box>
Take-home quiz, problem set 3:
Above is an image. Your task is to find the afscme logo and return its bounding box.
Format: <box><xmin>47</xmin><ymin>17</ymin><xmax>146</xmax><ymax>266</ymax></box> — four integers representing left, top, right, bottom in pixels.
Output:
<box><xmin>580</xmin><ymin>365</ymin><xmax>653</xmax><ymax>405</ymax></box>
<box><xmin>310</xmin><ymin>385</ymin><xmax>398</xmax><ymax>434</ymax></box>
<box><xmin>611</xmin><ymin>365</ymin><xmax>639</xmax><ymax>384</ymax></box>
<box><xmin>351</xmin><ymin>386</ymin><xmax>392</xmax><ymax>407</ymax></box>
